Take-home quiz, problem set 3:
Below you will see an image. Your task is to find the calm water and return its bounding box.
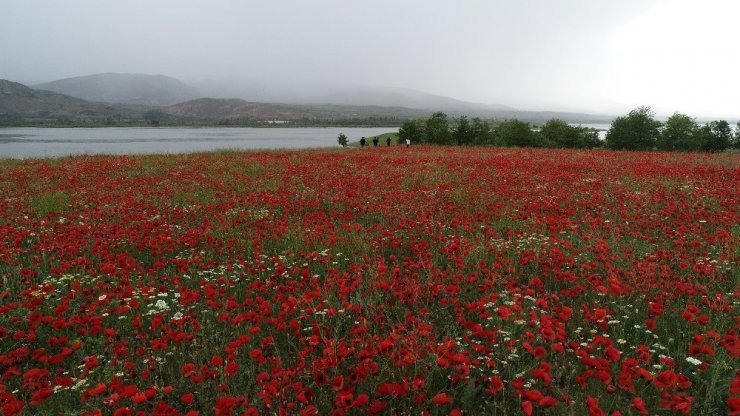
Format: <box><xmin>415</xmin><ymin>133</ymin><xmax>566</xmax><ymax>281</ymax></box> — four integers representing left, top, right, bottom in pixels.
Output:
<box><xmin>570</xmin><ymin>123</ymin><xmax>611</xmax><ymax>140</ymax></box>
<box><xmin>0</xmin><ymin>127</ymin><xmax>399</xmax><ymax>159</ymax></box>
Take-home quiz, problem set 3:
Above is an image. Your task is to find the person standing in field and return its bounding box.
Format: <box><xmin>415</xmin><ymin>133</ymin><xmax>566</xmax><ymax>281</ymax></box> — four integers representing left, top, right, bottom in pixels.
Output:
<box><xmin>405</xmin><ymin>138</ymin><xmax>411</xmax><ymax>147</ymax></box>
<box><xmin>360</xmin><ymin>137</ymin><xmax>366</xmax><ymax>147</ymax></box>
<box><xmin>386</xmin><ymin>136</ymin><xmax>391</xmax><ymax>146</ymax></box>
<box><xmin>372</xmin><ymin>136</ymin><xmax>379</xmax><ymax>147</ymax></box>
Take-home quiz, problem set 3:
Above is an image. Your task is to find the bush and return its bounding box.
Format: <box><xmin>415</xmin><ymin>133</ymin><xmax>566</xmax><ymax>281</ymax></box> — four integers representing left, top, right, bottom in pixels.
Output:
<box><xmin>495</xmin><ymin>119</ymin><xmax>544</xmax><ymax>147</ymax></box>
<box><xmin>540</xmin><ymin>119</ymin><xmax>600</xmax><ymax>149</ymax></box>
<box><xmin>337</xmin><ymin>132</ymin><xmax>348</xmax><ymax>147</ymax></box>
<box><xmin>605</xmin><ymin>106</ymin><xmax>661</xmax><ymax>150</ymax></box>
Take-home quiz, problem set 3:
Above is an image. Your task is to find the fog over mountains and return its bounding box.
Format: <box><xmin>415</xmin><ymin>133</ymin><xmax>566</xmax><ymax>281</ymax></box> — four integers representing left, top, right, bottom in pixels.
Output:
<box><xmin>35</xmin><ymin>73</ymin><xmax>521</xmax><ymax>115</ymax></box>
<box><xmin>34</xmin><ymin>73</ymin><xmax>202</xmax><ymax>107</ymax></box>
<box><xmin>192</xmin><ymin>79</ymin><xmax>517</xmax><ymax>113</ymax></box>
<box><xmin>3</xmin><ymin>73</ymin><xmax>614</xmax><ymax>123</ymax></box>
<box><xmin>0</xmin><ymin>79</ymin><xmax>139</xmax><ymax>121</ymax></box>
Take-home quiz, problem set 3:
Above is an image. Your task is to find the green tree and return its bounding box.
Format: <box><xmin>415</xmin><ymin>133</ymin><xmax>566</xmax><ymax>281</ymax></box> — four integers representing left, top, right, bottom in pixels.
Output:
<box><xmin>657</xmin><ymin>113</ymin><xmax>700</xmax><ymax>151</ymax></box>
<box><xmin>399</xmin><ymin>118</ymin><xmax>425</xmax><ymax>145</ymax></box>
<box><xmin>337</xmin><ymin>132</ymin><xmax>348</xmax><ymax>147</ymax></box>
<box><xmin>452</xmin><ymin>116</ymin><xmax>474</xmax><ymax>146</ymax></box>
<box><xmin>495</xmin><ymin>119</ymin><xmax>542</xmax><ymax>147</ymax></box>
<box><xmin>539</xmin><ymin>119</ymin><xmax>600</xmax><ymax>148</ymax></box>
<box><xmin>699</xmin><ymin>120</ymin><xmax>732</xmax><ymax>152</ymax></box>
<box><xmin>581</xmin><ymin>129</ymin><xmax>601</xmax><ymax>148</ymax></box>
<box><xmin>734</xmin><ymin>122</ymin><xmax>740</xmax><ymax>149</ymax></box>
<box><xmin>425</xmin><ymin>112</ymin><xmax>450</xmax><ymax>145</ymax></box>
<box><xmin>470</xmin><ymin>117</ymin><xmax>493</xmax><ymax>145</ymax></box>
<box><xmin>605</xmin><ymin>106</ymin><xmax>662</xmax><ymax>150</ymax></box>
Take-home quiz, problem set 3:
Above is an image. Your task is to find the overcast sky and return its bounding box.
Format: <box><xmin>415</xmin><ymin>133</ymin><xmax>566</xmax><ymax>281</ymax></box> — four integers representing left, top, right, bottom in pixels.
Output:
<box><xmin>1</xmin><ymin>0</ymin><xmax>738</xmax><ymax>118</ymax></box>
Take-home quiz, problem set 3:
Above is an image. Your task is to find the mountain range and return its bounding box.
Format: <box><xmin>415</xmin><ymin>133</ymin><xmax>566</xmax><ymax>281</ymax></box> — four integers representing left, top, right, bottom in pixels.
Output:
<box><xmin>0</xmin><ymin>79</ymin><xmax>140</xmax><ymax>123</ymax></box>
<box><xmin>191</xmin><ymin>79</ymin><xmax>518</xmax><ymax>114</ymax></box>
<box><xmin>0</xmin><ymin>79</ymin><xmax>426</xmax><ymax>125</ymax></box>
<box><xmin>34</xmin><ymin>73</ymin><xmax>201</xmax><ymax>107</ymax></box>
<box><xmin>1</xmin><ymin>73</ymin><xmax>614</xmax><ymax>125</ymax></box>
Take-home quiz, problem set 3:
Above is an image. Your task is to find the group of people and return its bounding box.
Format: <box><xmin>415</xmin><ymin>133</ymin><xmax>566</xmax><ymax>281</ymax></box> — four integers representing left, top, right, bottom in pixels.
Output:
<box><xmin>359</xmin><ymin>136</ymin><xmax>411</xmax><ymax>147</ymax></box>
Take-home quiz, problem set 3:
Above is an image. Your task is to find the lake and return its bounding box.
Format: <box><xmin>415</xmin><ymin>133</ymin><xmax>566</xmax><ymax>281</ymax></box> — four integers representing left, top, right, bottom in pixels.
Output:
<box><xmin>0</xmin><ymin>127</ymin><xmax>399</xmax><ymax>159</ymax></box>
<box><xmin>570</xmin><ymin>123</ymin><xmax>611</xmax><ymax>140</ymax></box>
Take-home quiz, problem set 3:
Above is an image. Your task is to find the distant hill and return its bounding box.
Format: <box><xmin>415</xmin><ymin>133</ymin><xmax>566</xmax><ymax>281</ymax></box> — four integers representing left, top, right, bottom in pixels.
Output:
<box><xmin>302</xmin><ymin>88</ymin><xmax>611</xmax><ymax>122</ymax></box>
<box><xmin>0</xmin><ymin>79</ymin><xmax>139</xmax><ymax>123</ymax></box>
<box><xmin>166</xmin><ymin>98</ymin><xmax>308</xmax><ymax>120</ymax></box>
<box><xmin>35</xmin><ymin>73</ymin><xmax>202</xmax><ymax>106</ymax></box>
<box><xmin>317</xmin><ymin>86</ymin><xmax>517</xmax><ymax>114</ymax></box>
<box><xmin>487</xmin><ymin>110</ymin><xmax>612</xmax><ymax>124</ymax></box>
<box><xmin>165</xmin><ymin>98</ymin><xmax>427</xmax><ymax>121</ymax></box>
<box><xmin>2</xmin><ymin>78</ymin><xmax>614</xmax><ymax>126</ymax></box>
<box><xmin>191</xmin><ymin>80</ymin><xmax>611</xmax><ymax>122</ymax></box>
<box><xmin>193</xmin><ymin>80</ymin><xmax>516</xmax><ymax>114</ymax></box>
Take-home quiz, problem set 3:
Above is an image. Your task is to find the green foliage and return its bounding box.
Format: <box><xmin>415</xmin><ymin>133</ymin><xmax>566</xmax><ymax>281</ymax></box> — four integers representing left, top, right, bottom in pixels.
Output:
<box><xmin>451</xmin><ymin>116</ymin><xmax>495</xmax><ymax>146</ymax></box>
<box><xmin>658</xmin><ymin>113</ymin><xmax>701</xmax><ymax>151</ymax></box>
<box><xmin>495</xmin><ymin>119</ymin><xmax>544</xmax><ymax>147</ymax></box>
<box><xmin>735</xmin><ymin>122</ymin><xmax>740</xmax><ymax>149</ymax></box>
<box><xmin>337</xmin><ymin>132</ymin><xmax>348</xmax><ymax>147</ymax></box>
<box><xmin>398</xmin><ymin>119</ymin><xmax>425</xmax><ymax>145</ymax></box>
<box><xmin>425</xmin><ymin>112</ymin><xmax>451</xmax><ymax>145</ymax></box>
<box><xmin>657</xmin><ymin>114</ymin><xmax>733</xmax><ymax>152</ymax></box>
<box><xmin>539</xmin><ymin>118</ymin><xmax>600</xmax><ymax>148</ymax></box>
<box><xmin>452</xmin><ymin>116</ymin><xmax>473</xmax><ymax>146</ymax></box>
<box><xmin>401</xmin><ymin>115</ymin><xmax>492</xmax><ymax>146</ymax></box>
<box><xmin>469</xmin><ymin>117</ymin><xmax>494</xmax><ymax>145</ymax></box>
<box><xmin>699</xmin><ymin>120</ymin><xmax>733</xmax><ymax>152</ymax></box>
<box><xmin>605</xmin><ymin>106</ymin><xmax>662</xmax><ymax>150</ymax></box>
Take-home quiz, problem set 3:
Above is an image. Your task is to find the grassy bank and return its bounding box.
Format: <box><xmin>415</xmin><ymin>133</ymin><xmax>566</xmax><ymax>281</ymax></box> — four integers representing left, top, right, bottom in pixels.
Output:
<box><xmin>346</xmin><ymin>132</ymin><xmax>401</xmax><ymax>147</ymax></box>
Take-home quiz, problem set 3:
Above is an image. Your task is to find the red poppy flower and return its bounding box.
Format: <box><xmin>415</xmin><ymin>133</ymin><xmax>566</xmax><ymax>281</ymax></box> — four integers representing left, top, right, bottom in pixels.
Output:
<box><xmin>432</xmin><ymin>392</ymin><xmax>453</xmax><ymax>405</ymax></box>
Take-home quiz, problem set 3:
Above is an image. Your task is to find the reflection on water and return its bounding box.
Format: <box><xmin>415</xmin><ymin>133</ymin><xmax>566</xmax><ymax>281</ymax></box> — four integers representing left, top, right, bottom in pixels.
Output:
<box><xmin>0</xmin><ymin>127</ymin><xmax>398</xmax><ymax>158</ymax></box>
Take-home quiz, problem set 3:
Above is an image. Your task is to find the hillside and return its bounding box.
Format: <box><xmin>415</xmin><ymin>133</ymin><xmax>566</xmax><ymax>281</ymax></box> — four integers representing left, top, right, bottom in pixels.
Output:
<box><xmin>0</xmin><ymin>79</ymin><xmax>139</xmax><ymax>123</ymax></box>
<box><xmin>2</xmin><ymin>78</ymin><xmax>614</xmax><ymax>126</ymax></box>
<box><xmin>165</xmin><ymin>98</ymin><xmax>312</xmax><ymax>120</ymax></box>
<box><xmin>193</xmin><ymin>80</ymin><xmax>516</xmax><ymax>114</ymax></box>
<box><xmin>165</xmin><ymin>98</ymin><xmax>427</xmax><ymax>121</ymax></box>
<box><xmin>317</xmin><ymin>85</ymin><xmax>516</xmax><ymax>113</ymax></box>
<box><xmin>191</xmin><ymin>80</ymin><xmax>610</xmax><ymax>122</ymax></box>
<box><xmin>34</xmin><ymin>73</ymin><xmax>202</xmax><ymax>106</ymax></box>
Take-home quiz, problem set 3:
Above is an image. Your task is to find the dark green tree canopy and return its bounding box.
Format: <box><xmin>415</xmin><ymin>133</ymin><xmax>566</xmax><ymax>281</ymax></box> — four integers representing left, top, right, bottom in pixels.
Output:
<box><xmin>605</xmin><ymin>106</ymin><xmax>662</xmax><ymax>150</ymax></box>
<box><xmin>452</xmin><ymin>116</ymin><xmax>473</xmax><ymax>146</ymax></box>
<box><xmin>425</xmin><ymin>112</ymin><xmax>451</xmax><ymax>145</ymax></box>
<box><xmin>658</xmin><ymin>113</ymin><xmax>700</xmax><ymax>151</ymax></box>
<box><xmin>495</xmin><ymin>119</ymin><xmax>543</xmax><ymax>147</ymax></box>
<box><xmin>539</xmin><ymin>119</ymin><xmax>600</xmax><ymax>149</ymax></box>
<box><xmin>394</xmin><ymin>108</ymin><xmax>729</xmax><ymax>152</ymax></box>
<box><xmin>337</xmin><ymin>132</ymin><xmax>348</xmax><ymax>147</ymax></box>
<box><xmin>470</xmin><ymin>117</ymin><xmax>493</xmax><ymax>145</ymax></box>
<box><xmin>398</xmin><ymin>119</ymin><xmax>425</xmax><ymax>145</ymax></box>
<box><xmin>699</xmin><ymin>120</ymin><xmax>732</xmax><ymax>152</ymax></box>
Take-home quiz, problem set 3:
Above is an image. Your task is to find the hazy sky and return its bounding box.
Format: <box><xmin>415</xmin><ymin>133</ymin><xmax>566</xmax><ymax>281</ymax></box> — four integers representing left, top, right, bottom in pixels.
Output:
<box><xmin>1</xmin><ymin>0</ymin><xmax>738</xmax><ymax>117</ymax></box>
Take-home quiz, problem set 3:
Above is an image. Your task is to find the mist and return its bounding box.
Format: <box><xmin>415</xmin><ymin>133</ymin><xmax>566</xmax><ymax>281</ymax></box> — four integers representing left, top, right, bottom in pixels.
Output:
<box><xmin>1</xmin><ymin>0</ymin><xmax>738</xmax><ymax>118</ymax></box>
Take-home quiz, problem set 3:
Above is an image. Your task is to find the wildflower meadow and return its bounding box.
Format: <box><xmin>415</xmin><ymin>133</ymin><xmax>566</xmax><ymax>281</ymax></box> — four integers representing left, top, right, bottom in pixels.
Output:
<box><xmin>0</xmin><ymin>147</ymin><xmax>738</xmax><ymax>415</ymax></box>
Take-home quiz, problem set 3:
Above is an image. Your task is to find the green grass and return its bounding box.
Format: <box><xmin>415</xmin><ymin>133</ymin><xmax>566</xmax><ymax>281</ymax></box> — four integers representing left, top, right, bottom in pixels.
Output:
<box><xmin>31</xmin><ymin>190</ymin><xmax>71</xmax><ymax>217</ymax></box>
<box><xmin>347</xmin><ymin>132</ymin><xmax>401</xmax><ymax>147</ymax></box>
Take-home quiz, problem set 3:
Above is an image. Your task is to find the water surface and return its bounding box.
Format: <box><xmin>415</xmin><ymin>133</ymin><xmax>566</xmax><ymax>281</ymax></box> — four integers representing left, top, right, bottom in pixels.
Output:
<box><xmin>0</xmin><ymin>127</ymin><xmax>398</xmax><ymax>158</ymax></box>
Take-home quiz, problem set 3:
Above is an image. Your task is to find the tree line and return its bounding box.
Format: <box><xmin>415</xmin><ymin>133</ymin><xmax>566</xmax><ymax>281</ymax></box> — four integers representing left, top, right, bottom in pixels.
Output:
<box><xmin>399</xmin><ymin>112</ymin><xmax>602</xmax><ymax>148</ymax></box>
<box><xmin>398</xmin><ymin>108</ymin><xmax>740</xmax><ymax>151</ymax></box>
<box><xmin>605</xmin><ymin>106</ymin><xmax>737</xmax><ymax>151</ymax></box>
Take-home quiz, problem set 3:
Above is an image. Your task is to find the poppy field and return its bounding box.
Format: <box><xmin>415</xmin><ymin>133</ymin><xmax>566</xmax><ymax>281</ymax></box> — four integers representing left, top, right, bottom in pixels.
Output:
<box><xmin>0</xmin><ymin>147</ymin><xmax>738</xmax><ymax>415</ymax></box>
